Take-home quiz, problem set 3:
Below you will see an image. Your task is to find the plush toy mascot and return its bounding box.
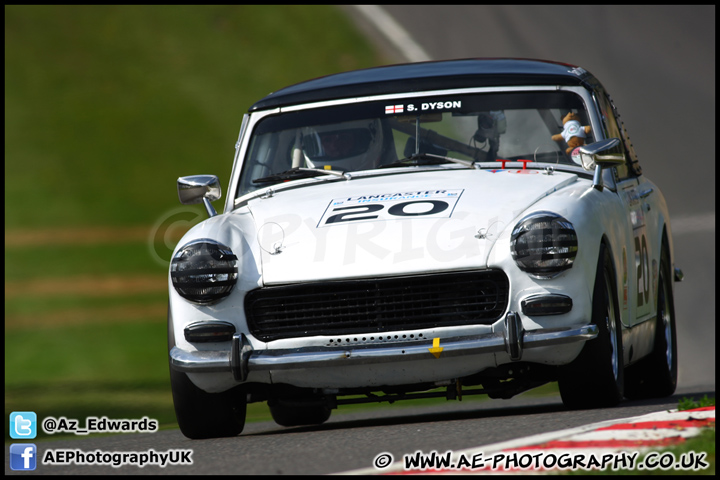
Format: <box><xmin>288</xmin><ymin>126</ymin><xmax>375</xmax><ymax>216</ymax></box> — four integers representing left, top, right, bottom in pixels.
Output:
<box><xmin>552</xmin><ymin>112</ymin><xmax>592</xmax><ymax>154</ymax></box>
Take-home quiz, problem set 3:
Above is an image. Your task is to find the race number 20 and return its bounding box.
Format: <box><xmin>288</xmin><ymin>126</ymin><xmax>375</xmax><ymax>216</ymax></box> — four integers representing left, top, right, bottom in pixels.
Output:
<box><xmin>318</xmin><ymin>190</ymin><xmax>463</xmax><ymax>227</ymax></box>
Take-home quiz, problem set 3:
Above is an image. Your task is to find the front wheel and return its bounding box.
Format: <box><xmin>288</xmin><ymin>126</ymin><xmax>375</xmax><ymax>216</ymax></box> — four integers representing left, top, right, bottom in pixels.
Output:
<box><xmin>170</xmin><ymin>367</ymin><xmax>247</xmax><ymax>439</ymax></box>
<box><xmin>559</xmin><ymin>244</ymin><xmax>624</xmax><ymax>409</ymax></box>
<box><xmin>168</xmin><ymin>307</ymin><xmax>246</xmax><ymax>439</ymax></box>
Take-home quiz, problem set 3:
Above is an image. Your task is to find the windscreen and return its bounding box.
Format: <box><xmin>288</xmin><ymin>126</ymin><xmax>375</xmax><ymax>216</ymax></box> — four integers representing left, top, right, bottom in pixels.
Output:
<box><xmin>237</xmin><ymin>91</ymin><xmax>593</xmax><ymax>198</ymax></box>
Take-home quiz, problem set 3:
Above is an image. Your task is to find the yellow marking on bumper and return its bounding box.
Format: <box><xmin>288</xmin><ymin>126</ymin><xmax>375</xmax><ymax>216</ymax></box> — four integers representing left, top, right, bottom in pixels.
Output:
<box><xmin>428</xmin><ymin>337</ymin><xmax>444</xmax><ymax>359</ymax></box>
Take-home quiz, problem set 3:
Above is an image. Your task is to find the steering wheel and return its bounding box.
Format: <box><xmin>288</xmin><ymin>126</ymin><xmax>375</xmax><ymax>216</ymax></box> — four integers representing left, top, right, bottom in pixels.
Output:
<box><xmin>534</xmin><ymin>144</ymin><xmax>561</xmax><ymax>164</ymax></box>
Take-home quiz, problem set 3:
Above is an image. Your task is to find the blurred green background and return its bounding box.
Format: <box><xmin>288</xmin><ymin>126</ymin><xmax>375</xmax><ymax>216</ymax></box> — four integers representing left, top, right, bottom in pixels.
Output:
<box><xmin>5</xmin><ymin>4</ymin><xmax>385</xmax><ymax>441</ymax></box>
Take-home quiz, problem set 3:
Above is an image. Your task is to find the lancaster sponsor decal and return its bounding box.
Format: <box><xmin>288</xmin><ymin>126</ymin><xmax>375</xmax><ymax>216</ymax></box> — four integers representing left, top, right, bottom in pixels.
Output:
<box><xmin>317</xmin><ymin>189</ymin><xmax>464</xmax><ymax>227</ymax></box>
<box><xmin>385</xmin><ymin>100</ymin><xmax>461</xmax><ymax>114</ymax></box>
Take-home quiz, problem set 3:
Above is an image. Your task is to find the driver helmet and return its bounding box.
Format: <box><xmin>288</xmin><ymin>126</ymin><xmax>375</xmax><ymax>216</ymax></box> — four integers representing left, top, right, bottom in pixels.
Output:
<box><xmin>302</xmin><ymin>119</ymin><xmax>383</xmax><ymax>171</ymax></box>
<box><xmin>473</xmin><ymin>111</ymin><xmax>507</xmax><ymax>142</ymax></box>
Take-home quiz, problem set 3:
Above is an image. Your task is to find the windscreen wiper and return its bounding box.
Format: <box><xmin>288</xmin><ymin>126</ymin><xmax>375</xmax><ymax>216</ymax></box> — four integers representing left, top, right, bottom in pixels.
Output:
<box><xmin>252</xmin><ymin>167</ymin><xmax>348</xmax><ymax>185</ymax></box>
<box><xmin>378</xmin><ymin>152</ymin><xmax>477</xmax><ymax>169</ymax></box>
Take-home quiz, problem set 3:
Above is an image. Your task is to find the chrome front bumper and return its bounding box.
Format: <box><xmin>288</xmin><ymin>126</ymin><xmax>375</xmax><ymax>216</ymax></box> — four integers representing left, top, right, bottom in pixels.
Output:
<box><xmin>170</xmin><ymin>312</ymin><xmax>598</xmax><ymax>381</ymax></box>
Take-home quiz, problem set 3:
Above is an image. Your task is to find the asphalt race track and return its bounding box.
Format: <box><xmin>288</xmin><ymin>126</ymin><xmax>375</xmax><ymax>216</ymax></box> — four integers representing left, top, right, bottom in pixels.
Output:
<box><xmin>7</xmin><ymin>5</ymin><xmax>714</xmax><ymax>476</ymax></box>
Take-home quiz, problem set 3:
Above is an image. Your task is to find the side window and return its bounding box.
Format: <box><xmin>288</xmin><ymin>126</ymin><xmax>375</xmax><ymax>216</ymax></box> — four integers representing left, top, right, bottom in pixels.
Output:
<box><xmin>594</xmin><ymin>88</ymin><xmax>641</xmax><ymax>180</ymax></box>
<box><xmin>607</xmin><ymin>93</ymin><xmax>642</xmax><ymax>177</ymax></box>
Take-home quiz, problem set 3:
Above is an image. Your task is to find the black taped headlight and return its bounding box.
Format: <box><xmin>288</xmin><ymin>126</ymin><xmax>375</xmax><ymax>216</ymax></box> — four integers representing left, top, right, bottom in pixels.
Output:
<box><xmin>510</xmin><ymin>212</ymin><xmax>578</xmax><ymax>277</ymax></box>
<box><xmin>171</xmin><ymin>239</ymin><xmax>238</xmax><ymax>304</ymax></box>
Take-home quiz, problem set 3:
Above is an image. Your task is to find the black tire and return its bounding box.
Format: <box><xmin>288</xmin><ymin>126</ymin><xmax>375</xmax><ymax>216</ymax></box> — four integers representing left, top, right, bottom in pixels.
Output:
<box><xmin>269</xmin><ymin>402</ymin><xmax>331</xmax><ymax>427</ymax></box>
<box><xmin>624</xmin><ymin>240</ymin><xmax>678</xmax><ymax>399</ymax></box>
<box><xmin>170</xmin><ymin>367</ymin><xmax>247</xmax><ymax>439</ymax></box>
<box><xmin>168</xmin><ymin>306</ymin><xmax>246</xmax><ymax>439</ymax></box>
<box><xmin>559</xmin><ymin>243</ymin><xmax>624</xmax><ymax>409</ymax></box>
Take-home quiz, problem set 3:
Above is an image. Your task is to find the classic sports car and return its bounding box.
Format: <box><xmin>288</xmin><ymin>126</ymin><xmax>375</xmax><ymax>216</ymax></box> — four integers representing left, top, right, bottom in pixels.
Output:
<box><xmin>168</xmin><ymin>58</ymin><xmax>682</xmax><ymax>439</ymax></box>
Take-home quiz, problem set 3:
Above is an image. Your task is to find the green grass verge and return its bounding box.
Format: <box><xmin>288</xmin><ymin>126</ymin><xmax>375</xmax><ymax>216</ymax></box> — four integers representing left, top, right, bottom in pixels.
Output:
<box><xmin>5</xmin><ymin>243</ymin><xmax>167</xmax><ymax>281</ymax></box>
<box><xmin>5</xmin><ymin>321</ymin><xmax>168</xmax><ymax>387</ymax></box>
<box><xmin>5</xmin><ymin>320</ymin><xmax>168</xmax><ymax>443</ymax></box>
<box><xmin>679</xmin><ymin>395</ymin><xmax>715</xmax><ymax>411</ymax></box>
<box><xmin>5</xmin><ymin>5</ymin><xmax>381</xmax><ymax>229</ymax></box>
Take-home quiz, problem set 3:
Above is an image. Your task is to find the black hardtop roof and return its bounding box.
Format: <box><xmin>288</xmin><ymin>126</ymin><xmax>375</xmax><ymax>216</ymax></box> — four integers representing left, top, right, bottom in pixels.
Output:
<box><xmin>249</xmin><ymin>58</ymin><xmax>596</xmax><ymax>112</ymax></box>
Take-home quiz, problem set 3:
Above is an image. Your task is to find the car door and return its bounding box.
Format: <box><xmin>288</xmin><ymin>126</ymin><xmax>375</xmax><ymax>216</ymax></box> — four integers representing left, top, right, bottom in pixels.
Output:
<box><xmin>594</xmin><ymin>88</ymin><xmax>654</xmax><ymax>326</ymax></box>
<box><xmin>618</xmin><ymin>178</ymin><xmax>654</xmax><ymax>323</ymax></box>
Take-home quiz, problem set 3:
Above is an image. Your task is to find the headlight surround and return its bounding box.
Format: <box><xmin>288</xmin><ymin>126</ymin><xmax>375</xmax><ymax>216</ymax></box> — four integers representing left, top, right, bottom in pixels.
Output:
<box><xmin>510</xmin><ymin>212</ymin><xmax>578</xmax><ymax>277</ymax></box>
<box><xmin>171</xmin><ymin>239</ymin><xmax>238</xmax><ymax>304</ymax></box>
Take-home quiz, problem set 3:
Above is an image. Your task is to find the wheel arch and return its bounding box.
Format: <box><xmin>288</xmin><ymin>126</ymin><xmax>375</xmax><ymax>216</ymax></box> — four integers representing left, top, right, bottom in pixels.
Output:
<box><xmin>597</xmin><ymin>234</ymin><xmax>624</xmax><ymax>328</ymax></box>
<box><xmin>658</xmin><ymin>225</ymin><xmax>676</xmax><ymax>319</ymax></box>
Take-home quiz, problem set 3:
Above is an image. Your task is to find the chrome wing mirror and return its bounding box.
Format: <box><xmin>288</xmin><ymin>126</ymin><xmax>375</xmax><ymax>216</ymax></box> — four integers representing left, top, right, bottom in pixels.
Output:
<box><xmin>177</xmin><ymin>175</ymin><xmax>221</xmax><ymax>217</ymax></box>
<box><xmin>577</xmin><ymin>138</ymin><xmax>626</xmax><ymax>191</ymax></box>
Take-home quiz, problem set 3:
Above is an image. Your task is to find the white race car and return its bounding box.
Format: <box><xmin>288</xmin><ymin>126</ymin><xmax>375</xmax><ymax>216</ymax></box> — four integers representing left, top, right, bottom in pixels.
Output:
<box><xmin>168</xmin><ymin>58</ymin><xmax>682</xmax><ymax>439</ymax></box>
